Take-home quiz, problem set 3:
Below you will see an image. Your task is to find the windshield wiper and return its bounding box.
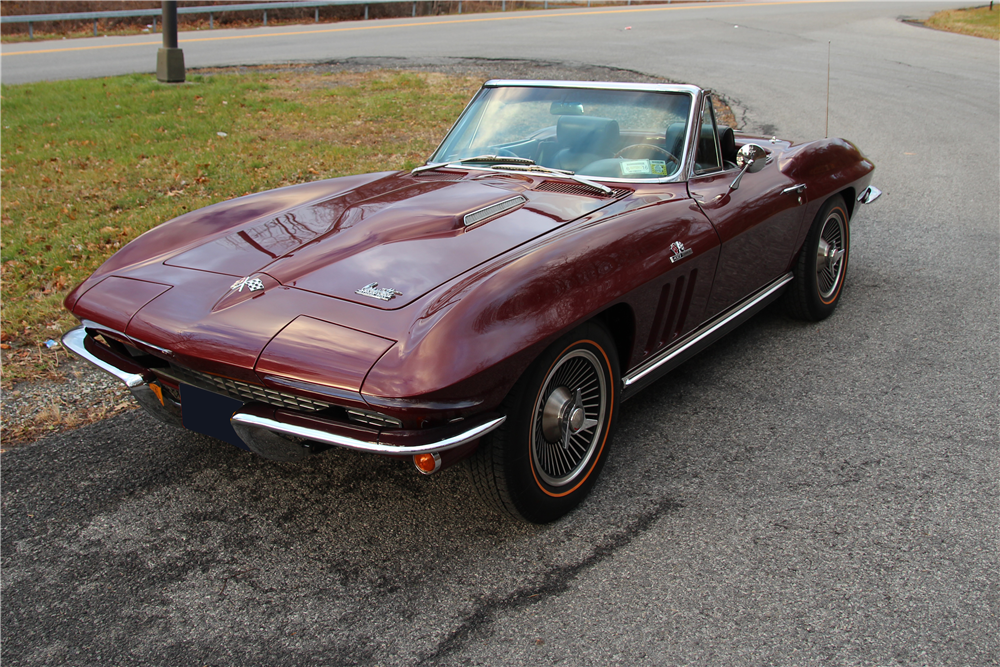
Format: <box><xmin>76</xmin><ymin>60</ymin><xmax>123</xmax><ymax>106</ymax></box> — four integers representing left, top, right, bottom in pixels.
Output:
<box><xmin>491</xmin><ymin>163</ymin><xmax>613</xmax><ymax>196</ymax></box>
<box><xmin>414</xmin><ymin>157</ymin><xmax>614</xmax><ymax>196</ymax></box>
<box><xmin>412</xmin><ymin>155</ymin><xmax>536</xmax><ymax>175</ymax></box>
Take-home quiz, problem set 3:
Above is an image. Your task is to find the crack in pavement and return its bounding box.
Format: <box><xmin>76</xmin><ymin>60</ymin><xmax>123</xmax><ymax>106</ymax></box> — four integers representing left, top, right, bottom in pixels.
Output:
<box><xmin>416</xmin><ymin>495</ymin><xmax>683</xmax><ymax>664</ymax></box>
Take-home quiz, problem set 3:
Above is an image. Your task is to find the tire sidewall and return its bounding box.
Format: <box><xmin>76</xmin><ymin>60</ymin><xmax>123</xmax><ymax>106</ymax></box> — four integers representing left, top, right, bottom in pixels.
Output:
<box><xmin>803</xmin><ymin>196</ymin><xmax>850</xmax><ymax>319</ymax></box>
<box><xmin>503</xmin><ymin>323</ymin><xmax>619</xmax><ymax>523</ymax></box>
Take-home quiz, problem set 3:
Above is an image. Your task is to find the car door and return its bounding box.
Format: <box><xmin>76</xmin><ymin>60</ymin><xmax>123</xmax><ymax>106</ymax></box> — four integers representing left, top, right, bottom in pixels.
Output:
<box><xmin>686</xmin><ymin>97</ymin><xmax>808</xmax><ymax>317</ymax></box>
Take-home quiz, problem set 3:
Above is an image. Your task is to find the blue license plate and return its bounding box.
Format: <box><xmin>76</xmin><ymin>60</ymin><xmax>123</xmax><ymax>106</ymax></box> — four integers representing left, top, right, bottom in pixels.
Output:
<box><xmin>180</xmin><ymin>383</ymin><xmax>250</xmax><ymax>451</ymax></box>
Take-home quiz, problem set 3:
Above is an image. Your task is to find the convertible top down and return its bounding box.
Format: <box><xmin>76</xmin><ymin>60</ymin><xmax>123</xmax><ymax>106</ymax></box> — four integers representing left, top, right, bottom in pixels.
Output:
<box><xmin>63</xmin><ymin>80</ymin><xmax>880</xmax><ymax>522</ymax></box>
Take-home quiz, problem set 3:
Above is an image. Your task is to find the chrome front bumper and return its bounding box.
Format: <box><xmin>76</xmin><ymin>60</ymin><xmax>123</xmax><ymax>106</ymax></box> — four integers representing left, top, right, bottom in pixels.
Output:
<box><xmin>61</xmin><ymin>326</ymin><xmax>505</xmax><ymax>457</ymax></box>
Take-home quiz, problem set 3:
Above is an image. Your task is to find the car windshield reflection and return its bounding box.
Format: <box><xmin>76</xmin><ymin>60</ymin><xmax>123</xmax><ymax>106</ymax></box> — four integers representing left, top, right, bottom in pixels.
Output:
<box><xmin>430</xmin><ymin>83</ymin><xmax>694</xmax><ymax>181</ymax></box>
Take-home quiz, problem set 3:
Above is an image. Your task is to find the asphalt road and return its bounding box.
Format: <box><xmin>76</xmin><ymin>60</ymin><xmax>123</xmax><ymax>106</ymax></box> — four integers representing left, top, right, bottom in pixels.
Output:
<box><xmin>2</xmin><ymin>2</ymin><xmax>998</xmax><ymax>665</ymax></box>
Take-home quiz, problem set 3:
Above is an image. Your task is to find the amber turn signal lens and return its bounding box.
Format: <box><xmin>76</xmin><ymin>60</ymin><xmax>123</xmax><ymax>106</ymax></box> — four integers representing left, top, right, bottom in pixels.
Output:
<box><xmin>149</xmin><ymin>382</ymin><xmax>165</xmax><ymax>406</ymax></box>
<box><xmin>413</xmin><ymin>452</ymin><xmax>441</xmax><ymax>475</ymax></box>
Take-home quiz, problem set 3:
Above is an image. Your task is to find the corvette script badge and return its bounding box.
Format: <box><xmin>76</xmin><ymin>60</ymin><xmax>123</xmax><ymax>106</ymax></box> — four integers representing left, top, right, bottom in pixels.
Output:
<box><xmin>669</xmin><ymin>241</ymin><xmax>693</xmax><ymax>263</ymax></box>
<box><xmin>230</xmin><ymin>276</ymin><xmax>265</xmax><ymax>293</ymax></box>
<box><xmin>355</xmin><ymin>282</ymin><xmax>402</xmax><ymax>301</ymax></box>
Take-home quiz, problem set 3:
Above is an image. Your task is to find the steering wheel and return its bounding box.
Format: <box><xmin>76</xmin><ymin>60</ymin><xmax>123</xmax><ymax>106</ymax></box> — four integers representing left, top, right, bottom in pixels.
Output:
<box><xmin>614</xmin><ymin>144</ymin><xmax>679</xmax><ymax>165</ymax></box>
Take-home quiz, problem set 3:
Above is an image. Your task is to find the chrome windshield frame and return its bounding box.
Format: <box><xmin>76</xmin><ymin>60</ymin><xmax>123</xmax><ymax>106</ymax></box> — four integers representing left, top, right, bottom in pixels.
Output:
<box><xmin>422</xmin><ymin>80</ymin><xmax>705</xmax><ymax>185</ymax></box>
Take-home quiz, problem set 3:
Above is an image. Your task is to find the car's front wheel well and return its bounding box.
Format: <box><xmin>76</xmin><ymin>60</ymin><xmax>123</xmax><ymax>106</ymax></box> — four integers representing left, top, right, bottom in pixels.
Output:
<box><xmin>593</xmin><ymin>303</ymin><xmax>635</xmax><ymax>374</ymax></box>
<box><xmin>840</xmin><ymin>187</ymin><xmax>857</xmax><ymax>220</ymax></box>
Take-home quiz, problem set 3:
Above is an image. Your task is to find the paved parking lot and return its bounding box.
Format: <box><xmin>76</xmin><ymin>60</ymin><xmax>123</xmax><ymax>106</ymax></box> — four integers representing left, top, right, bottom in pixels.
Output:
<box><xmin>2</xmin><ymin>2</ymin><xmax>997</xmax><ymax>665</ymax></box>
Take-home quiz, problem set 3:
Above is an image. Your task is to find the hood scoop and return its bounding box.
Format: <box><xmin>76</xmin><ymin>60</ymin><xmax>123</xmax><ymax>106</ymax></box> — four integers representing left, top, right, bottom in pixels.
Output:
<box><xmin>464</xmin><ymin>195</ymin><xmax>527</xmax><ymax>227</ymax></box>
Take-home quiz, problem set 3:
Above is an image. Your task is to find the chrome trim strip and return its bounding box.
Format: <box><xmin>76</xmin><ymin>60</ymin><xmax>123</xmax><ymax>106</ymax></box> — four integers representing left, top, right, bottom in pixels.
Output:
<box><xmin>61</xmin><ymin>326</ymin><xmax>148</xmax><ymax>389</ymax></box>
<box><xmin>623</xmin><ymin>273</ymin><xmax>794</xmax><ymax>389</ymax></box>
<box><xmin>464</xmin><ymin>195</ymin><xmax>527</xmax><ymax>226</ymax></box>
<box><xmin>484</xmin><ymin>80</ymin><xmax>703</xmax><ymax>96</ymax></box>
<box><xmin>230</xmin><ymin>412</ymin><xmax>506</xmax><ymax>456</ymax></box>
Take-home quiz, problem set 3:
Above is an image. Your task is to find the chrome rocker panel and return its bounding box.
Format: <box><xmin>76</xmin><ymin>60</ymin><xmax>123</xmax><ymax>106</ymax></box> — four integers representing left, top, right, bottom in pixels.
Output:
<box><xmin>621</xmin><ymin>272</ymin><xmax>794</xmax><ymax>399</ymax></box>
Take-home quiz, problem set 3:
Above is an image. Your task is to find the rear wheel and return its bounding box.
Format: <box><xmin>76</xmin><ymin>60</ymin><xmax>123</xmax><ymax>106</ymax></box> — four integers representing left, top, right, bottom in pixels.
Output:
<box><xmin>467</xmin><ymin>322</ymin><xmax>619</xmax><ymax>523</ymax></box>
<box><xmin>784</xmin><ymin>195</ymin><xmax>850</xmax><ymax>321</ymax></box>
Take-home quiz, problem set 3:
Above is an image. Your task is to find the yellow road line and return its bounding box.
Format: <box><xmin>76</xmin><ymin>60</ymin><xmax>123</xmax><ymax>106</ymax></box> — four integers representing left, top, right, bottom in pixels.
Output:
<box><xmin>1</xmin><ymin>1</ymin><xmax>826</xmax><ymax>57</ymax></box>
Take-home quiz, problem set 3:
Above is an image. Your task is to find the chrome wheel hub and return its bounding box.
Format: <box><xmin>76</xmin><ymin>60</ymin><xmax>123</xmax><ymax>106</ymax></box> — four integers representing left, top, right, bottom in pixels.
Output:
<box><xmin>816</xmin><ymin>213</ymin><xmax>846</xmax><ymax>300</ymax></box>
<box><xmin>541</xmin><ymin>387</ymin><xmax>593</xmax><ymax>447</ymax></box>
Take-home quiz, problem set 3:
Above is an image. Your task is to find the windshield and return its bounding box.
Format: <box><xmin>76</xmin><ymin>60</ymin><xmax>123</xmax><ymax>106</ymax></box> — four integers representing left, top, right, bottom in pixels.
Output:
<box><xmin>430</xmin><ymin>85</ymin><xmax>693</xmax><ymax>181</ymax></box>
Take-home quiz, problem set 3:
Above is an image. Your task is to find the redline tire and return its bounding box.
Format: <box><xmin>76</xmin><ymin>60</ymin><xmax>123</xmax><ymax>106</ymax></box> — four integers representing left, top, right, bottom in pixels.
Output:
<box><xmin>467</xmin><ymin>322</ymin><xmax>619</xmax><ymax>523</ymax></box>
<box><xmin>784</xmin><ymin>195</ymin><xmax>850</xmax><ymax>321</ymax></box>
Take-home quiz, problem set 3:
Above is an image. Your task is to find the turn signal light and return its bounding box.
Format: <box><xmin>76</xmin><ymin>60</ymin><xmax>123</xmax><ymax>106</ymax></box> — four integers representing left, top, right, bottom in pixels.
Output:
<box><xmin>413</xmin><ymin>452</ymin><xmax>442</xmax><ymax>475</ymax></box>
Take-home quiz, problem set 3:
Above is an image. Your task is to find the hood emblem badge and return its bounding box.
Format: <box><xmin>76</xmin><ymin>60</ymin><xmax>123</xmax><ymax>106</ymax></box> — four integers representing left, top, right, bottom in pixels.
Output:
<box><xmin>356</xmin><ymin>282</ymin><xmax>403</xmax><ymax>301</ymax></box>
<box><xmin>669</xmin><ymin>241</ymin><xmax>693</xmax><ymax>263</ymax></box>
<box><xmin>230</xmin><ymin>276</ymin><xmax>265</xmax><ymax>293</ymax></box>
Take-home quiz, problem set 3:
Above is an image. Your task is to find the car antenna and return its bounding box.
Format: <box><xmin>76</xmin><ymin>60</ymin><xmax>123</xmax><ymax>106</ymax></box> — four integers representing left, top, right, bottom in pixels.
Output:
<box><xmin>825</xmin><ymin>41</ymin><xmax>831</xmax><ymax>139</ymax></box>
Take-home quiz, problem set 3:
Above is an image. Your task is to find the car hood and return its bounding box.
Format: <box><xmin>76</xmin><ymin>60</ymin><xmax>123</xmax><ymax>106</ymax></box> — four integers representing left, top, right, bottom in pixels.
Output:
<box><xmin>163</xmin><ymin>173</ymin><xmax>618</xmax><ymax>309</ymax></box>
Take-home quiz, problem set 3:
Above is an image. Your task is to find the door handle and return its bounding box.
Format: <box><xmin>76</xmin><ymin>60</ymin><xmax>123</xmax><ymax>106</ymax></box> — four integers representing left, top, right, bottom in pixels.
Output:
<box><xmin>782</xmin><ymin>184</ymin><xmax>807</xmax><ymax>204</ymax></box>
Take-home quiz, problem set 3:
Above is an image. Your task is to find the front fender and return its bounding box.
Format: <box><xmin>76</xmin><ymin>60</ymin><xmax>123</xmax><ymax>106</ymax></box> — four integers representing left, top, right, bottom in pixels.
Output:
<box><xmin>361</xmin><ymin>193</ymin><xmax>720</xmax><ymax>420</ymax></box>
<box><xmin>778</xmin><ymin>138</ymin><xmax>875</xmax><ymax>205</ymax></box>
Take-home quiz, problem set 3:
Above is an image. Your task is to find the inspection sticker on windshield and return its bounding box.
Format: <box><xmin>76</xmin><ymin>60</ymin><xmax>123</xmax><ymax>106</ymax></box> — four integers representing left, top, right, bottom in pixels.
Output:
<box><xmin>650</xmin><ymin>160</ymin><xmax>668</xmax><ymax>175</ymax></box>
<box><xmin>620</xmin><ymin>159</ymin><xmax>651</xmax><ymax>175</ymax></box>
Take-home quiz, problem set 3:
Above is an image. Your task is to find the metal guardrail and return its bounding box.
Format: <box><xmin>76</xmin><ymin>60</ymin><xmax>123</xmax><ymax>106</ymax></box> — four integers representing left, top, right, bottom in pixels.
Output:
<box><xmin>1</xmin><ymin>0</ymin><xmax>688</xmax><ymax>39</ymax></box>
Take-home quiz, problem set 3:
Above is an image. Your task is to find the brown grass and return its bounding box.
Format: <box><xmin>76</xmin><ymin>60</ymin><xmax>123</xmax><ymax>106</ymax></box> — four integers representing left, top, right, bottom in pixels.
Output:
<box><xmin>1</xmin><ymin>67</ymin><xmax>482</xmax><ymax>386</ymax></box>
<box><xmin>925</xmin><ymin>5</ymin><xmax>999</xmax><ymax>40</ymax></box>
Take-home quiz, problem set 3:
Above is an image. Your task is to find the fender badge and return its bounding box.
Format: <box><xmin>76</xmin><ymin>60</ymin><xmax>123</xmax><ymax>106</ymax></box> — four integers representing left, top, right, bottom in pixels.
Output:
<box><xmin>230</xmin><ymin>276</ymin><xmax>265</xmax><ymax>293</ymax></box>
<box><xmin>356</xmin><ymin>282</ymin><xmax>402</xmax><ymax>301</ymax></box>
<box><xmin>669</xmin><ymin>241</ymin><xmax>693</xmax><ymax>263</ymax></box>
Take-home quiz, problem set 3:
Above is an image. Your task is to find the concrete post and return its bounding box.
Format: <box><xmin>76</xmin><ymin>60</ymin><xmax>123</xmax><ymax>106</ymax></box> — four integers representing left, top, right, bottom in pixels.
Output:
<box><xmin>156</xmin><ymin>1</ymin><xmax>185</xmax><ymax>83</ymax></box>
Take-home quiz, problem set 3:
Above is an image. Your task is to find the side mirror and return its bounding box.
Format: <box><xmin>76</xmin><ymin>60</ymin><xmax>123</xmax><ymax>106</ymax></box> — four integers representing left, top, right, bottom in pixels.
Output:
<box><xmin>730</xmin><ymin>143</ymin><xmax>768</xmax><ymax>191</ymax></box>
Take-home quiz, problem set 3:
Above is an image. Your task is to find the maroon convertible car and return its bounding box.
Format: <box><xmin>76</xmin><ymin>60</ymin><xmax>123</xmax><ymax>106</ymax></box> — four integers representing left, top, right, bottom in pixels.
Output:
<box><xmin>63</xmin><ymin>80</ymin><xmax>880</xmax><ymax>523</ymax></box>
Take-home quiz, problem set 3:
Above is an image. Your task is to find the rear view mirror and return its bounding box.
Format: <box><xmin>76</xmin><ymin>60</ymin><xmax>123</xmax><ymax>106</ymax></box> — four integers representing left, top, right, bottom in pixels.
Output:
<box><xmin>550</xmin><ymin>102</ymin><xmax>585</xmax><ymax>116</ymax></box>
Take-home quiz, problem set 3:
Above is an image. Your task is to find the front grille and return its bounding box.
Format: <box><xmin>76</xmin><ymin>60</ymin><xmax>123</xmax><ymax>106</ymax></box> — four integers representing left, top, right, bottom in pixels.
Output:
<box><xmin>534</xmin><ymin>181</ymin><xmax>632</xmax><ymax>198</ymax></box>
<box><xmin>345</xmin><ymin>408</ymin><xmax>403</xmax><ymax>429</ymax></box>
<box><xmin>156</xmin><ymin>364</ymin><xmax>332</xmax><ymax>413</ymax></box>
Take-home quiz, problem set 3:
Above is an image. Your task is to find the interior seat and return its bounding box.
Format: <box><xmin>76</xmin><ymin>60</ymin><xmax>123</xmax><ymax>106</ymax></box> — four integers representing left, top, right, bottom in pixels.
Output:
<box><xmin>664</xmin><ymin>122</ymin><xmax>687</xmax><ymax>161</ymax></box>
<box><xmin>551</xmin><ymin>116</ymin><xmax>620</xmax><ymax>172</ymax></box>
<box><xmin>717</xmin><ymin>125</ymin><xmax>738</xmax><ymax>166</ymax></box>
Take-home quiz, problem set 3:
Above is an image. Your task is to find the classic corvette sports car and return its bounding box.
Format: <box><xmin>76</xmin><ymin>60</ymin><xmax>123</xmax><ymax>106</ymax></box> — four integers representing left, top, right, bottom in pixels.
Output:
<box><xmin>63</xmin><ymin>80</ymin><xmax>880</xmax><ymax>523</ymax></box>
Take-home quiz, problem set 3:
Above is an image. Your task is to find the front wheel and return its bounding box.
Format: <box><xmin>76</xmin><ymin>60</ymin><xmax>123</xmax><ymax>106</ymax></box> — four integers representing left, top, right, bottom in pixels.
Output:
<box><xmin>784</xmin><ymin>195</ymin><xmax>850</xmax><ymax>321</ymax></box>
<box><xmin>467</xmin><ymin>322</ymin><xmax>619</xmax><ymax>523</ymax></box>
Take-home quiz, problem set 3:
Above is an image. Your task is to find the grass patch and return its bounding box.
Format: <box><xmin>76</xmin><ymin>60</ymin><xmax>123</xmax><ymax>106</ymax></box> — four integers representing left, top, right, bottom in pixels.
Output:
<box><xmin>0</xmin><ymin>67</ymin><xmax>482</xmax><ymax>384</ymax></box>
<box><xmin>925</xmin><ymin>5</ymin><xmax>999</xmax><ymax>40</ymax></box>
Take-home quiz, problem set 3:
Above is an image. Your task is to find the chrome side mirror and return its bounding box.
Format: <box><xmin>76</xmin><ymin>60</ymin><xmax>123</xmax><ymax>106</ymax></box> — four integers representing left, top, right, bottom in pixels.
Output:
<box><xmin>729</xmin><ymin>143</ymin><xmax>768</xmax><ymax>191</ymax></box>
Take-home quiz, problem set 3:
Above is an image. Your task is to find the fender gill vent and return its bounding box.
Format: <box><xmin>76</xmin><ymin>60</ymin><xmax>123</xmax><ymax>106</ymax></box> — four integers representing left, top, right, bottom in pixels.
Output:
<box><xmin>464</xmin><ymin>195</ymin><xmax>526</xmax><ymax>227</ymax></box>
<box><xmin>534</xmin><ymin>181</ymin><xmax>632</xmax><ymax>198</ymax></box>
